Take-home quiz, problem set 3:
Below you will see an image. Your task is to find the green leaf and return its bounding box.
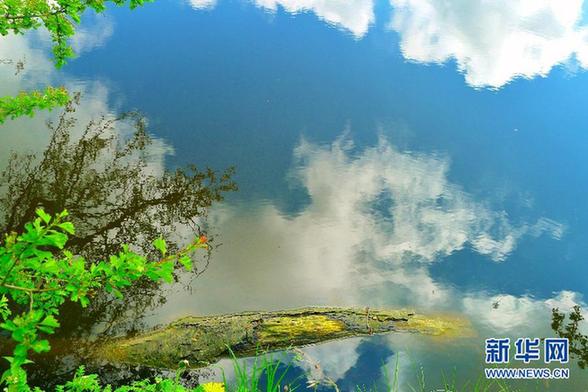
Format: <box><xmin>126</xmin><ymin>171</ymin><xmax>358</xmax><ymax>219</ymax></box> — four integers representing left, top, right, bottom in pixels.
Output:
<box><xmin>0</xmin><ymin>296</ymin><xmax>10</xmax><ymax>321</ymax></box>
<box><xmin>80</xmin><ymin>297</ymin><xmax>90</xmax><ymax>308</ymax></box>
<box><xmin>0</xmin><ymin>87</ymin><xmax>69</xmax><ymax>123</ymax></box>
<box><xmin>40</xmin><ymin>315</ymin><xmax>60</xmax><ymax>329</ymax></box>
<box><xmin>14</xmin><ymin>344</ymin><xmax>28</xmax><ymax>358</ymax></box>
<box><xmin>112</xmin><ymin>288</ymin><xmax>123</xmax><ymax>299</ymax></box>
<box><xmin>12</xmin><ymin>328</ymin><xmax>26</xmax><ymax>343</ymax></box>
<box><xmin>178</xmin><ymin>255</ymin><xmax>192</xmax><ymax>272</ymax></box>
<box><xmin>31</xmin><ymin>339</ymin><xmax>50</xmax><ymax>353</ymax></box>
<box><xmin>57</xmin><ymin>221</ymin><xmax>75</xmax><ymax>235</ymax></box>
<box><xmin>42</xmin><ymin>259</ymin><xmax>60</xmax><ymax>274</ymax></box>
<box><xmin>36</xmin><ymin>208</ymin><xmax>51</xmax><ymax>224</ymax></box>
<box><xmin>158</xmin><ymin>261</ymin><xmax>174</xmax><ymax>283</ymax></box>
<box><xmin>152</xmin><ymin>237</ymin><xmax>167</xmax><ymax>256</ymax></box>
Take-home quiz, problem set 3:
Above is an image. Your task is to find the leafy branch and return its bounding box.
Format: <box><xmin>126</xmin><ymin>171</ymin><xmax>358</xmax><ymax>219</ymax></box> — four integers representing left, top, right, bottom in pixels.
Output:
<box><xmin>0</xmin><ymin>209</ymin><xmax>207</xmax><ymax>391</ymax></box>
<box><xmin>1</xmin><ymin>0</ymin><xmax>153</xmax><ymax>68</ymax></box>
<box><xmin>552</xmin><ymin>305</ymin><xmax>588</xmax><ymax>369</ymax></box>
<box><xmin>1</xmin><ymin>0</ymin><xmax>153</xmax><ymax>122</ymax></box>
<box><xmin>0</xmin><ymin>87</ymin><xmax>70</xmax><ymax>124</ymax></box>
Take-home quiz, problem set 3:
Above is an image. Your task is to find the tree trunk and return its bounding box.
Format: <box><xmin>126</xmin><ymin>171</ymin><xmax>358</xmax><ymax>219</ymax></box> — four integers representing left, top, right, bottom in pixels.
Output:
<box><xmin>93</xmin><ymin>307</ymin><xmax>470</xmax><ymax>369</ymax></box>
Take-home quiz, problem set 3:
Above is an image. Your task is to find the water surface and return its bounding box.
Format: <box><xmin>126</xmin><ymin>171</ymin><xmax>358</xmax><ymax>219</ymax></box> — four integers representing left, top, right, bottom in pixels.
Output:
<box><xmin>2</xmin><ymin>0</ymin><xmax>588</xmax><ymax>390</ymax></box>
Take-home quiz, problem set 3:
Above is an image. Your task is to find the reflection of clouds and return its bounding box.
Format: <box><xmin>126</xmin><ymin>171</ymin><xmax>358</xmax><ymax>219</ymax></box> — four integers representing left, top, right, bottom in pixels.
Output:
<box><xmin>189</xmin><ymin>0</ymin><xmax>217</xmax><ymax>10</ymax></box>
<box><xmin>297</xmin><ymin>338</ymin><xmax>362</xmax><ymax>382</ymax></box>
<box><xmin>463</xmin><ymin>290</ymin><xmax>587</xmax><ymax>334</ymax></box>
<box><xmin>0</xmin><ymin>33</ymin><xmax>75</xmax><ymax>164</ymax></box>
<box><xmin>1</xmin><ymin>15</ymin><xmax>113</xmax><ymax>89</ymax></box>
<box><xmin>180</xmin><ymin>136</ymin><xmax>583</xmax><ymax>387</ymax></box>
<box><xmin>69</xmin><ymin>14</ymin><xmax>114</xmax><ymax>54</ymax></box>
<box><xmin>34</xmin><ymin>13</ymin><xmax>114</xmax><ymax>54</ymax></box>
<box><xmin>158</xmin><ymin>131</ymin><xmax>583</xmax><ymax>387</ymax></box>
<box><xmin>379</xmin><ymin>292</ymin><xmax>587</xmax><ymax>390</ymax></box>
<box><xmin>188</xmin><ymin>0</ymin><xmax>374</xmax><ymax>38</ymax></box>
<box><xmin>0</xmin><ymin>33</ymin><xmax>172</xmax><ymax>175</ymax></box>
<box><xmin>184</xmin><ymin>0</ymin><xmax>588</xmax><ymax>88</ymax></box>
<box><xmin>0</xmin><ymin>34</ymin><xmax>53</xmax><ymax>95</ymax></box>
<box><xmin>293</xmin><ymin>137</ymin><xmax>561</xmax><ymax>262</ymax></box>
<box><xmin>360</xmin><ymin>265</ymin><xmax>452</xmax><ymax>307</ymax></box>
<box><xmin>254</xmin><ymin>0</ymin><xmax>374</xmax><ymax>37</ymax></box>
<box><xmin>389</xmin><ymin>0</ymin><xmax>588</xmax><ymax>88</ymax></box>
<box><xmin>165</xmin><ymin>136</ymin><xmax>565</xmax><ymax>318</ymax></box>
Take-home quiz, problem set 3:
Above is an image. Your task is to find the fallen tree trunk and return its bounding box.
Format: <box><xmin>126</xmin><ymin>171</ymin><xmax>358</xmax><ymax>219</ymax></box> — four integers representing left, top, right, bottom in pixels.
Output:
<box><xmin>93</xmin><ymin>307</ymin><xmax>471</xmax><ymax>369</ymax></box>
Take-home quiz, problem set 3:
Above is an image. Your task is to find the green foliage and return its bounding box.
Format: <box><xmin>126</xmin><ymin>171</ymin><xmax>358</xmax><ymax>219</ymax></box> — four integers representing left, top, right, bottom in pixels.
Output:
<box><xmin>0</xmin><ymin>209</ymin><xmax>207</xmax><ymax>391</ymax></box>
<box><xmin>1</xmin><ymin>0</ymin><xmax>153</xmax><ymax>68</ymax></box>
<box><xmin>0</xmin><ymin>104</ymin><xmax>235</xmax><ymax>338</ymax></box>
<box><xmin>223</xmin><ymin>348</ymin><xmax>298</xmax><ymax>392</ymax></box>
<box><xmin>0</xmin><ymin>87</ymin><xmax>70</xmax><ymax>124</ymax></box>
<box><xmin>552</xmin><ymin>305</ymin><xmax>588</xmax><ymax>369</ymax></box>
<box><xmin>0</xmin><ymin>209</ymin><xmax>555</xmax><ymax>391</ymax></box>
<box><xmin>53</xmin><ymin>366</ymin><xmax>198</xmax><ymax>391</ymax></box>
<box><xmin>1</xmin><ymin>0</ymin><xmax>152</xmax><ymax>122</ymax></box>
<box><xmin>0</xmin><ymin>294</ymin><xmax>10</xmax><ymax>320</ymax></box>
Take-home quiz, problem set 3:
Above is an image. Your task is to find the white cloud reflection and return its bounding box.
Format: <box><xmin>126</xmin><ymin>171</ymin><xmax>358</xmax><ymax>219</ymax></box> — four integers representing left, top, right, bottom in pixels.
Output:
<box><xmin>186</xmin><ymin>0</ymin><xmax>588</xmax><ymax>87</ymax></box>
<box><xmin>162</xmin><ymin>136</ymin><xmax>567</xmax><ymax>322</ymax></box>
<box><xmin>188</xmin><ymin>0</ymin><xmax>374</xmax><ymax>37</ymax></box>
<box><xmin>254</xmin><ymin>0</ymin><xmax>375</xmax><ymax>37</ymax></box>
<box><xmin>389</xmin><ymin>0</ymin><xmax>588</xmax><ymax>88</ymax></box>
<box><xmin>292</xmin><ymin>137</ymin><xmax>562</xmax><ymax>263</ymax></box>
<box><xmin>4</xmin><ymin>4</ymin><xmax>580</xmax><ymax>381</ymax></box>
<box><xmin>463</xmin><ymin>290</ymin><xmax>586</xmax><ymax>334</ymax></box>
<box><xmin>189</xmin><ymin>0</ymin><xmax>217</xmax><ymax>10</ymax></box>
<box><xmin>0</xmin><ymin>32</ymin><xmax>173</xmax><ymax>176</ymax></box>
<box><xmin>69</xmin><ymin>14</ymin><xmax>114</xmax><ymax>54</ymax></box>
<box><xmin>287</xmin><ymin>289</ymin><xmax>587</xmax><ymax>388</ymax></box>
<box><xmin>186</xmin><ymin>0</ymin><xmax>588</xmax><ymax>88</ymax></box>
<box><xmin>158</xmin><ymin>134</ymin><xmax>586</xmax><ymax>387</ymax></box>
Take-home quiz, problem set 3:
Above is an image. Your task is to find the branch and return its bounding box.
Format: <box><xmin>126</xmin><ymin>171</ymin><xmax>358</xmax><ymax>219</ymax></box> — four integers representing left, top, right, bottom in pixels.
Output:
<box><xmin>0</xmin><ymin>283</ymin><xmax>60</xmax><ymax>293</ymax></box>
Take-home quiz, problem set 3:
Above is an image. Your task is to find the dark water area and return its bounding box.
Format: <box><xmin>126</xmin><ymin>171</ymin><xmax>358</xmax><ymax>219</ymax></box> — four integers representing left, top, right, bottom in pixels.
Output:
<box><xmin>2</xmin><ymin>0</ymin><xmax>588</xmax><ymax>390</ymax></box>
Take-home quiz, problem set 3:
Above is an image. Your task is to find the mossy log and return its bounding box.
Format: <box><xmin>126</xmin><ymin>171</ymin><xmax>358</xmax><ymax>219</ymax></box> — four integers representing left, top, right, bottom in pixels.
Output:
<box><xmin>94</xmin><ymin>307</ymin><xmax>470</xmax><ymax>369</ymax></box>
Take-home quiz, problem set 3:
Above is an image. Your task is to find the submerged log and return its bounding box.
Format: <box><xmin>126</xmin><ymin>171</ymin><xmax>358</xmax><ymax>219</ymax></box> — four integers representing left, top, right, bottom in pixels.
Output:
<box><xmin>94</xmin><ymin>307</ymin><xmax>471</xmax><ymax>369</ymax></box>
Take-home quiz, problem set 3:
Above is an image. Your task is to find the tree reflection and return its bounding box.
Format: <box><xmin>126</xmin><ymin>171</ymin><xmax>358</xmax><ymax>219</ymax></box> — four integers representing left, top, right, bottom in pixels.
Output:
<box><xmin>0</xmin><ymin>94</ymin><xmax>236</xmax><ymax>386</ymax></box>
<box><xmin>1</xmin><ymin>94</ymin><xmax>235</xmax><ymax>260</ymax></box>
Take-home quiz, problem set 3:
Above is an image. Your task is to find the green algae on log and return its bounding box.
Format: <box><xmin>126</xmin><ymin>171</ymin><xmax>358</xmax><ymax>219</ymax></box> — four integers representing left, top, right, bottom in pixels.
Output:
<box><xmin>94</xmin><ymin>307</ymin><xmax>471</xmax><ymax>369</ymax></box>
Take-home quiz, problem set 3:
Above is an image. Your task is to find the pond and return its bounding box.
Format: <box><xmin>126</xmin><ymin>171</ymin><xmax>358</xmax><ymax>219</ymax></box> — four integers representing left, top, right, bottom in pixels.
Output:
<box><xmin>2</xmin><ymin>0</ymin><xmax>588</xmax><ymax>390</ymax></box>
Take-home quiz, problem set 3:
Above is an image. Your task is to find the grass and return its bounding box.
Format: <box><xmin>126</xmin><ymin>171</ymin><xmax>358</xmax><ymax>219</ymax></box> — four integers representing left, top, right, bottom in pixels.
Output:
<box><xmin>211</xmin><ymin>348</ymin><xmax>545</xmax><ymax>392</ymax></box>
<box><xmin>222</xmin><ymin>348</ymin><xmax>300</xmax><ymax>392</ymax></box>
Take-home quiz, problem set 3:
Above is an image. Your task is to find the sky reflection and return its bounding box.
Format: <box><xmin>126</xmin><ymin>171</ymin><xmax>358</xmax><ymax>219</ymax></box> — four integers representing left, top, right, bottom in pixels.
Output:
<box><xmin>0</xmin><ymin>32</ymin><xmax>172</xmax><ymax>174</ymax></box>
<box><xmin>3</xmin><ymin>1</ymin><xmax>588</xmax><ymax>389</ymax></box>
<box><xmin>390</xmin><ymin>0</ymin><xmax>588</xmax><ymax>88</ymax></box>
<box><xmin>160</xmin><ymin>136</ymin><xmax>581</xmax><ymax>327</ymax></box>
<box><xmin>156</xmin><ymin>134</ymin><xmax>587</xmax><ymax>389</ymax></box>
<box><xmin>187</xmin><ymin>0</ymin><xmax>588</xmax><ymax>88</ymax></box>
<box><xmin>189</xmin><ymin>0</ymin><xmax>374</xmax><ymax>37</ymax></box>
